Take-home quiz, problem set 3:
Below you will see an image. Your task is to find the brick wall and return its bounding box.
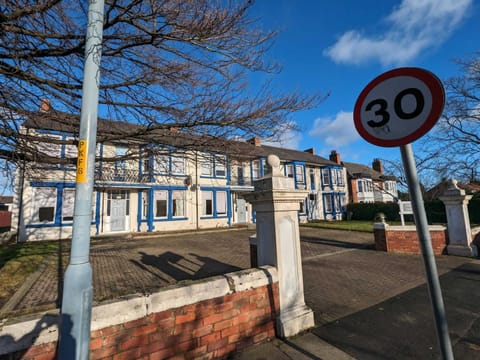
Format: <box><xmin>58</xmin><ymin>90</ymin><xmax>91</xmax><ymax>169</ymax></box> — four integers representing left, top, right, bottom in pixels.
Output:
<box><xmin>374</xmin><ymin>223</ymin><xmax>448</xmax><ymax>255</ymax></box>
<box><xmin>1</xmin><ymin>267</ymin><xmax>279</xmax><ymax>360</ymax></box>
<box><xmin>0</xmin><ymin>210</ymin><xmax>11</xmax><ymax>228</ymax></box>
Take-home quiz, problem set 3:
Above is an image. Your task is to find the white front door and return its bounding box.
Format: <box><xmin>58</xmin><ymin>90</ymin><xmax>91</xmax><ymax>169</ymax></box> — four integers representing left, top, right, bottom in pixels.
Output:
<box><xmin>111</xmin><ymin>198</ymin><xmax>126</xmax><ymax>231</ymax></box>
<box><xmin>237</xmin><ymin>198</ymin><xmax>247</xmax><ymax>223</ymax></box>
<box><xmin>108</xmin><ymin>190</ymin><xmax>128</xmax><ymax>232</ymax></box>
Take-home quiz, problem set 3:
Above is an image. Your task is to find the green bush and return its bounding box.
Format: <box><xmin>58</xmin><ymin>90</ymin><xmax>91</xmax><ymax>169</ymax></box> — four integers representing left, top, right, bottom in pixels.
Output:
<box><xmin>346</xmin><ymin>203</ymin><xmax>400</xmax><ymax>221</ymax></box>
<box><xmin>469</xmin><ymin>199</ymin><xmax>480</xmax><ymax>224</ymax></box>
<box><xmin>346</xmin><ymin>199</ymin><xmax>480</xmax><ymax>225</ymax></box>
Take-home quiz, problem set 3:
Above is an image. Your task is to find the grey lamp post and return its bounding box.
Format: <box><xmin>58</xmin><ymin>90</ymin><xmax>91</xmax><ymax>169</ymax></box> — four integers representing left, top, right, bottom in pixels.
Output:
<box><xmin>58</xmin><ymin>1</ymin><xmax>104</xmax><ymax>358</ymax></box>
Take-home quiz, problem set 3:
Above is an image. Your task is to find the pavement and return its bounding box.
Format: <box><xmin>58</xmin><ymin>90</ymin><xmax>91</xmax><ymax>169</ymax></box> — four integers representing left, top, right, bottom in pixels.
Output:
<box><xmin>2</xmin><ymin>226</ymin><xmax>480</xmax><ymax>359</ymax></box>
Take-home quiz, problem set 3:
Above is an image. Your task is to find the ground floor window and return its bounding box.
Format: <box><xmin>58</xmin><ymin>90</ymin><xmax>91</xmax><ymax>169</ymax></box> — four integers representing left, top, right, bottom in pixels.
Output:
<box><xmin>154</xmin><ymin>190</ymin><xmax>168</xmax><ymax>218</ymax></box>
<box><xmin>201</xmin><ymin>188</ymin><xmax>229</xmax><ymax>218</ymax></box>
<box><xmin>323</xmin><ymin>192</ymin><xmax>346</xmax><ymax>216</ymax></box>
<box><xmin>172</xmin><ymin>190</ymin><xmax>185</xmax><ymax>217</ymax></box>
<box><xmin>141</xmin><ymin>187</ymin><xmax>188</xmax><ymax>221</ymax></box>
<box><xmin>62</xmin><ymin>188</ymin><xmax>75</xmax><ymax>221</ymax></box>
<box><xmin>32</xmin><ymin>187</ymin><xmax>57</xmax><ymax>223</ymax></box>
<box><xmin>202</xmin><ymin>191</ymin><xmax>213</xmax><ymax>216</ymax></box>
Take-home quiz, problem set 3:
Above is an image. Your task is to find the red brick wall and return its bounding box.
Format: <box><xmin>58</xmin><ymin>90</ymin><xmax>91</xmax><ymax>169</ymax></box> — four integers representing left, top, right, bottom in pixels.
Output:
<box><xmin>349</xmin><ymin>179</ymin><xmax>358</xmax><ymax>203</ymax></box>
<box><xmin>375</xmin><ymin>225</ymin><xmax>448</xmax><ymax>255</ymax></box>
<box><xmin>0</xmin><ymin>210</ymin><xmax>11</xmax><ymax>228</ymax></box>
<box><xmin>10</xmin><ymin>283</ymin><xmax>279</xmax><ymax>360</ymax></box>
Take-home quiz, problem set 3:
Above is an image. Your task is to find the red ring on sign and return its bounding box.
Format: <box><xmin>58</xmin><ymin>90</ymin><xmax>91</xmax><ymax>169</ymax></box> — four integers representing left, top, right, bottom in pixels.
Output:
<box><xmin>353</xmin><ymin>67</ymin><xmax>445</xmax><ymax>147</ymax></box>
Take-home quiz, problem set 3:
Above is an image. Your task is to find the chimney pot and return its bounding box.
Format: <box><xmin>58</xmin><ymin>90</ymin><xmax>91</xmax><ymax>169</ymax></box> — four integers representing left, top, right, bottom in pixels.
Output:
<box><xmin>372</xmin><ymin>158</ymin><xmax>384</xmax><ymax>174</ymax></box>
<box><xmin>248</xmin><ymin>137</ymin><xmax>261</xmax><ymax>146</ymax></box>
<box><xmin>40</xmin><ymin>99</ymin><xmax>51</xmax><ymax>112</ymax></box>
<box><xmin>329</xmin><ymin>150</ymin><xmax>341</xmax><ymax>165</ymax></box>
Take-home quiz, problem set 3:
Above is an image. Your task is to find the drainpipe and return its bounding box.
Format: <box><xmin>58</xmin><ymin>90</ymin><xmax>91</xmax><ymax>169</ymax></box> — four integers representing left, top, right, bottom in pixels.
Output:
<box><xmin>195</xmin><ymin>151</ymin><xmax>199</xmax><ymax>231</ymax></box>
<box><xmin>16</xmin><ymin>158</ymin><xmax>25</xmax><ymax>243</ymax></box>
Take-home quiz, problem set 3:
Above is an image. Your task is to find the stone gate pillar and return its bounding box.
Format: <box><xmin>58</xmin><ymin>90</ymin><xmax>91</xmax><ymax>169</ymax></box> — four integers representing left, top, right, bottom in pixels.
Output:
<box><xmin>439</xmin><ymin>179</ymin><xmax>477</xmax><ymax>257</ymax></box>
<box><xmin>245</xmin><ymin>154</ymin><xmax>314</xmax><ymax>338</ymax></box>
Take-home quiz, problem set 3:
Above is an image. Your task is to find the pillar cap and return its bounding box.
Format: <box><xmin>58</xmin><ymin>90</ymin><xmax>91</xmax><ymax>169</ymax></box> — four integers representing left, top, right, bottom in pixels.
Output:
<box><xmin>267</xmin><ymin>154</ymin><xmax>281</xmax><ymax>176</ymax></box>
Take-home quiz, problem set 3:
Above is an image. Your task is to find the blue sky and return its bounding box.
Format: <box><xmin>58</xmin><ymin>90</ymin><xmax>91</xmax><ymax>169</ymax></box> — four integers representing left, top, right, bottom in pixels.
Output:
<box><xmin>250</xmin><ymin>0</ymin><xmax>478</xmax><ymax>167</ymax></box>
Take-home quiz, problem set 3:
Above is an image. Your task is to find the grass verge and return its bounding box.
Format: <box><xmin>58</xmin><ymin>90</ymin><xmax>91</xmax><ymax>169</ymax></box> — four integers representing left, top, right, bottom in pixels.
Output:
<box><xmin>0</xmin><ymin>241</ymin><xmax>59</xmax><ymax>310</ymax></box>
<box><xmin>302</xmin><ymin>220</ymin><xmax>374</xmax><ymax>232</ymax></box>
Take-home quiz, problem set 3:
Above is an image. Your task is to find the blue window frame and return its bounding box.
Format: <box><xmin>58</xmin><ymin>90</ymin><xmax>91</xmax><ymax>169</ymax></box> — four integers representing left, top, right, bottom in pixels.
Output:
<box><xmin>31</xmin><ymin>129</ymin><xmax>78</xmax><ymax>171</ymax></box>
<box><xmin>322</xmin><ymin>192</ymin><xmax>346</xmax><ymax>218</ymax></box>
<box><xmin>200</xmin><ymin>153</ymin><xmax>227</xmax><ymax>179</ymax></box>
<box><xmin>321</xmin><ymin>167</ymin><xmax>345</xmax><ymax>188</ymax></box>
<box><xmin>200</xmin><ymin>187</ymin><xmax>232</xmax><ymax>220</ymax></box>
<box><xmin>152</xmin><ymin>148</ymin><xmax>186</xmax><ymax>176</ymax></box>
<box><xmin>284</xmin><ymin>162</ymin><xmax>306</xmax><ymax>189</ymax></box>
<box><xmin>139</xmin><ymin>186</ymin><xmax>188</xmax><ymax>231</ymax></box>
<box><xmin>309</xmin><ymin>169</ymin><xmax>316</xmax><ymax>190</ymax></box>
<box><xmin>27</xmin><ymin>181</ymin><xmax>98</xmax><ymax>228</ymax></box>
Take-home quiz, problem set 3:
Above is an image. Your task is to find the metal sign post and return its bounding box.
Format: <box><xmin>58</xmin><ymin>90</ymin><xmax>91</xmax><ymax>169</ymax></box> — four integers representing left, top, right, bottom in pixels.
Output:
<box><xmin>59</xmin><ymin>1</ymin><xmax>105</xmax><ymax>359</ymax></box>
<box><xmin>354</xmin><ymin>67</ymin><xmax>453</xmax><ymax>360</ymax></box>
<box><xmin>400</xmin><ymin>143</ymin><xmax>453</xmax><ymax>359</ymax></box>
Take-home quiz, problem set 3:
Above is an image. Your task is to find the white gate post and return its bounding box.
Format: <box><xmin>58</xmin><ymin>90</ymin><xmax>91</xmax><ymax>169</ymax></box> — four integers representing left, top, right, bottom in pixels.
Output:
<box><xmin>439</xmin><ymin>179</ymin><xmax>477</xmax><ymax>257</ymax></box>
<box><xmin>245</xmin><ymin>155</ymin><xmax>314</xmax><ymax>338</ymax></box>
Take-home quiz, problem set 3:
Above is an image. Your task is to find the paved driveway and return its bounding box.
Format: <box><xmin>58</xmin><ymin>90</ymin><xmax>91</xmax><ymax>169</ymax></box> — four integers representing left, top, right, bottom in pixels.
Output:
<box><xmin>4</xmin><ymin>227</ymin><xmax>480</xmax><ymax>359</ymax></box>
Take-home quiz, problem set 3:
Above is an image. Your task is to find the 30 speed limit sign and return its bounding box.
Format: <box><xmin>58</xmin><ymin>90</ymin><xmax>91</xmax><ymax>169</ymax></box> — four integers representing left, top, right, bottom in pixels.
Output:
<box><xmin>353</xmin><ymin>67</ymin><xmax>445</xmax><ymax>147</ymax></box>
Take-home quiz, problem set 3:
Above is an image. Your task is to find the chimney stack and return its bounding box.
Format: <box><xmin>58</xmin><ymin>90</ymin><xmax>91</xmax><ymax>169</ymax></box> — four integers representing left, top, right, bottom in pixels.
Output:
<box><xmin>248</xmin><ymin>137</ymin><xmax>261</xmax><ymax>146</ymax></box>
<box><xmin>40</xmin><ymin>99</ymin><xmax>51</xmax><ymax>112</ymax></box>
<box><xmin>329</xmin><ymin>150</ymin><xmax>341</xmax><ymax>165</ymax></box>
<box><xmin>304</xmin><ymin>148</ymin><xmax>315</xmax><ymax>155</ymax></box>
<box><xmin>372</xmin><ymin>158</ymin><xmax>384</xmax><ymax>174</ymax></box>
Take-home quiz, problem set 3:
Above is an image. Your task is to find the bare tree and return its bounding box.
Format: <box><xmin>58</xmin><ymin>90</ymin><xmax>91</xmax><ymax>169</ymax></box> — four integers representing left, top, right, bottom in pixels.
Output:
<box><xmin>415</xmin><ymin>53</ymin><xmax>480</xmax><ymax>183</ymax></box>
<box><xmin>0</xmin><ymin>0</ymin><xmax>320</xmax><ymax>168</ymax></box>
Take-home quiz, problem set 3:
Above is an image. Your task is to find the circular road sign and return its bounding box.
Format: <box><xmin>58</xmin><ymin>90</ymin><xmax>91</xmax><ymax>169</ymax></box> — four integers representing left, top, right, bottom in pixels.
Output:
<box><xmin>353</xmin><ymin>67</ymin><xmax>445</xmax><ymax>147</ymax></box>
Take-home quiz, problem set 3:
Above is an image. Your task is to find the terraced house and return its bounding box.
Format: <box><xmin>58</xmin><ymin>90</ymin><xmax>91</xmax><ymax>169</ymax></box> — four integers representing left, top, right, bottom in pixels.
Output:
<box><xmin>11</xmin><ymin>103</ymin><xmax>348</xmax><ymax>242</ymax></box>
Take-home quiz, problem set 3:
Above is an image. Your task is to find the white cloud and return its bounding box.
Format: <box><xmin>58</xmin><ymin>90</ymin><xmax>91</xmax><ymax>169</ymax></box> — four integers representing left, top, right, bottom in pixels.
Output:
<box><xmin>263</xmin><ymin>129</ymin><xmax>302</xmax><ymax>150</ymax></box>
<box><xmin>324</xmin><ymin>0</ymin><xmax>472</xmax><ymax>66</ymax></box>
<box><xmin>308</xmin><ymin>111</ymin><xmax>360</xmax><ymax>147</ymax></box>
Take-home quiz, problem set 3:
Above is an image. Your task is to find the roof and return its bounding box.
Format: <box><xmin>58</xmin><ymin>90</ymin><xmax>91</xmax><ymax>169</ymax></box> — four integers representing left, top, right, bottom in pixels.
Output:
<box><xmin>253</xmin><ymin>145</ymin><xmax>338</xmax><ymax>166</ymax></box>
<box><xmin>0</xmin><ymin>196</ymin><xmax>13</xmax><ymax>204</ymax></box>
<box><xmin>426</xmin><ymin>180</ymin><xmax>480</xmax><ymax>200</ymax></box>
<box><xmin>23</xmin><ymin>111</ymin><xmax>338</xmax><ymax>167</ymax></box>
<box><xmin>343</xmin><ymin>161</ymin><xmax>396</xmax><ymax>181</ymax></box>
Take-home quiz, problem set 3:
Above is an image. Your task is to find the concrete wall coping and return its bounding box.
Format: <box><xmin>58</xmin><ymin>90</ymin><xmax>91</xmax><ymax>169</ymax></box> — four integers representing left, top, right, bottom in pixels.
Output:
<box><xmin>387</xmin><ymin>225</ymin><xmax>446</xmax><ymax>231</ymax></box>
<box><xmin>374</xmin><ymin>223</ymin><xmax>446</xmax><ymax>231</ymax></box>
<box><xmin>0</xmin><ymin>266</ymin><xmax>278</xmax><ymax>356</ymax></box>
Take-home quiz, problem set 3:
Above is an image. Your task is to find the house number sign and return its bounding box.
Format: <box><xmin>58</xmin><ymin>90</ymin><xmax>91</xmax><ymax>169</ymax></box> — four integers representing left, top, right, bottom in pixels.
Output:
<box><xmin>353</xmin><ymin>67</ymin><xmax>445</xmax><ymax>147</ymax></box>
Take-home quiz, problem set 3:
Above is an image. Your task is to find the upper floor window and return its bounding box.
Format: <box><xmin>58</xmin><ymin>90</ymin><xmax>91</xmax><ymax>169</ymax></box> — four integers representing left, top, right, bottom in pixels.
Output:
<box><xmin>154</xmin><ymin>149</ymin><xmax>186</xmax><ymax>175</ymax></box>
<box><xmin>201</xmin><ymin>153</ymin><xmax>226</xmax><ymax>178</ymax></box>
<box><xmin>309</xmin><ymin>169</ymin><xmax>315</xmax><ymax>190</ymax></box>
<box><xmin>215</xmin><ymin>155</ymin><xmax>226</xmax><ymax>177</ymax></box>
<box><xmin>295</xmin><ymin>165</ymin><xmax>305</xmax><ymax>183</ymax></box>
<box><xmin>322</xmin><ymin>168</ymin><xmax>330</xmax><ymax>186</ymax></box>
<box><xmin>237</xmin><ymin>167</ymin><xmax>245</xmax><ymax>185</ymax></box>
<box><xmin>285</xmin><ymin>164</ymin><xmax>294</xmax><ymax>178</ymax></box>
<box><xmin>336</xmin><ymin>169</ymin><xmax>345</xmax><ymax>186</ymax></box>
<box><xmin>64</xmin><ymin>137</ymin><xmax>78</xmax><ymax>159</ymax></box>
<box><xmin>358</xmin><ymin>179</ymin><xmax>373</xmax><ymax>193</ymax></box>
<box><xmin>171</xmin><ymin>153</ymin><xmax>186</xmax><ymax>175</ymax></box>
<box><xmin>252</xmin><ymin>160</ymin><xmax>261</xmax><ymax>179</ymax></box>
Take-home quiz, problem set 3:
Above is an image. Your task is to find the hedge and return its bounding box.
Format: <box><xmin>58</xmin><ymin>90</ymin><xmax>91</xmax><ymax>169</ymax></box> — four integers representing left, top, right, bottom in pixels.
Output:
<box><xmin>346</xmin><ymin>199</ymin><xmax>480</xmax><ymax>225</ymax></box>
